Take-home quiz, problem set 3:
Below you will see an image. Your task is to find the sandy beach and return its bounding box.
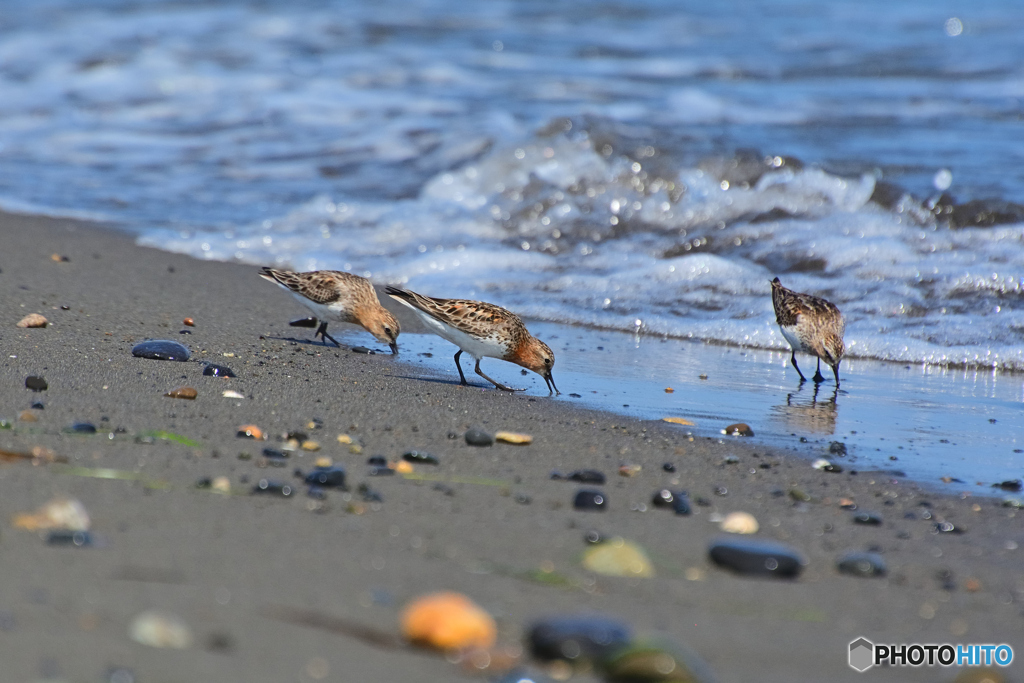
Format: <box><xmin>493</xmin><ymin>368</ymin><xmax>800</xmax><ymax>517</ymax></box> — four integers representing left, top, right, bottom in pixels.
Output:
<box><xmin>0</xmin><ymin>211</ymin><xmax>1020</xmax><ymax>682</ymax></box>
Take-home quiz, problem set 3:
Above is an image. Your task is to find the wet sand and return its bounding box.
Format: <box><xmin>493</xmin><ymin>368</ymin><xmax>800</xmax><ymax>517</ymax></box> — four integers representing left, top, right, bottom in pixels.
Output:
<box><xmin>0</xmin><ymin>211</ymin><xmax>1020</xmax><ymax>682</ymax></box>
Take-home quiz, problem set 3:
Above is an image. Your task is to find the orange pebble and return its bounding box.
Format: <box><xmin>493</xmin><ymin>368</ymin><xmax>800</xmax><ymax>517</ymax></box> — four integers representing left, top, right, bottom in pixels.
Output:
<box><xmin>183</xmin><ymin>318</ymin><xmax>195</xmax><ymax>327</ymax></box>
<box><xmin>400</xmin><ymin>592</ymin><xmax>496</xmax><ymax>651</ymax></box>
<box><xmin>393</xmin><ymin>460</ymin><xmax>414</xmax><ymax>474</ymax></box>
<box><xmin>236</xmin><ymin>424</ymin><xmax>264</xmax><ymax>439</ymax></box>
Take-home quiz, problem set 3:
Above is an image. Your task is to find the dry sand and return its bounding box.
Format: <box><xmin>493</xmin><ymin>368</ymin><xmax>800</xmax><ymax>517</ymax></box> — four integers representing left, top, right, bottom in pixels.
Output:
<box><xmin>0</xmin><ymin>211</ymin><xmax>1020</xmax><ymax>682</ymax></box>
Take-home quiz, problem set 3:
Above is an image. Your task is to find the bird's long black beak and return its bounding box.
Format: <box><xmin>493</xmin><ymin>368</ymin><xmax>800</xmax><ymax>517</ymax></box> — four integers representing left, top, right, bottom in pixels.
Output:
<box><xmin>545</xmin><ymin>372</ymin><xmax>560</xmax><ymax>396</ymax></box>
<box><xmin>390</xmin><ymin>342</ymin><xmax>399</xmax><ymax>355</ymax></box>
<box><xmin>832</xmin><ymin>361</ymin><xmax>840</xmax><ymax>387</ymax></box>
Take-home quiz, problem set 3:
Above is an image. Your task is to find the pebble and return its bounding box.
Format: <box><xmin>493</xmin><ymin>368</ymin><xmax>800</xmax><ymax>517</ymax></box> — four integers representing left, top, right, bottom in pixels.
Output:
<box><xmin>527</xmin><ymin>614</ymin><xmax>632</xmax><ymax>662</ymax></box>
<box><xmin>30</xmin><ymin>401</ymin><xmax>44</xmax><ymax>409</ymax></box>
<box><xmin>829</xmin><ymin>441</ymin><xmax>847</xmax><ymax>456</ymax></box>
<box><xmin>403</xmin><ymin>450</ymin><xmax>439</xmax><ymax>465</ymax></box>
<box><xmin>131</xmin><ymin>340</ymin><xmax>191</xmax><ymax>361</ymax></box>
<box><xmin>400</xmin><ymin>592</ymin><xmax>496</xmax><ymax>651</ymax></box>
<box><xmin>13</xmin><ymin>496</ymin><xmax>91</xmax><ymax>531</ymax></box>
<box><xmin>236</xmin><ymin>425</ymin><xmax>264</xmax><ymax>439</ymax></box>
<box><xmin>662</xmin><ymin>417</ymin><xmax>695</xmax><ymax>426</ymax></box>
<box><xmin>464</xmin><ymin>428</ymin><xmax>494</xmax><ymax>447</ymax></box>
<box><xmin>18</xmin><ymin>410</ymin><xmax>38</xmax><ymax>422</ymax></box>
<box><xmin>568</xmin><ymin>470</ymin><xmax>606</xmax><ymax>485</ymax></box>
<box><xmin>852</xmin><ymin>511</ymin><xmax>883</xmax><ymax>526</ymax></box>
<box><xmin>304</xmin><ymin>466</ymin><xmax>347</xmax><ymax>488</ymax></box>
<box><xmin>573</xmin><ymin>489</ymin><xmax>607</xmax><ymax>511</ymax></box>
<box><xmin>289</xmin><ymin>317</ymin><xmax>318</xmax><ymax>327</ymax></box>
<box><xmin>581</xmin><ymin>538</ymin><xmax>653</xmax><ymax>577</ymax></box>
<box><xmin>1002</xmin><ymin>496</ymin><xmax>1024</xmax><ymax>509</ymax></box>
<box><xmin>720</xmin><ymin>511</ymin><xmax>759</xmax><ymax>534</ymax></box>
<box><xmin>495</xmin><ymin>431</ymin><xmax>533</xmax><ymax>445</ymax></box>
<box><xmin>129</xmin><ymin>610</ymin><xmax>193</xmax><ymax>649</ymax></box>
<box><xmin>300</xmin><ymin>440</ymin><xmax>320</xmax><ymax>451</ymax></box>
<box><xmin>222</xmin><ymin>390</ymin><xmax>245</xmax><ymax>399</ymax></box>
<box><xmin>46</xmin><ymin>530</ymin><xmax>94</xmax><ymax>547</ymax></box>
<box><xmin>933</xmin><ymin>521</ymin><xmax>965</xmax><ymax>534</ymax></box>
<box><xmin>350</xmin><ymin>346</ymin><xmax>374</xmax><ymax>354</ymax></box>
<box><xmin>183</xmin><ymin>317</ymin><xmax>195</xmax><ymax>326</ymax></box>
<box><xmin>651</xmin><ymin>489</ymin><xmax>691</xmax><ymax>515</ymax></box>
<box><xmin>618</xmin><ymin>464</ymin><xmax>642</xmax><ymax>477</ymax></box>
<box><xmin>68</xmin><ymin>422</ymin><xmax>97</xmax><ymax>434</ymax></box>
<box><xmin>813</xmin><ymin>458</ymin><xmax>843</xmax><ymax>473</ymax></box>
<box><xmin>25</xmin><ymin>376</ymin><xmax>47</xmax><ymax>391</ymax></box>
<box><xmin>602</xmin><ymin>639</ymin><xmax>717</xmax><ymax>683</ymax></box>
<box><xmin>252</xmin><ymin>479</ymin><xmax>293</xmax><ymax>496</ymax></box>
<box><xmin>164</xmin><ymin>387</ymin><xmax>197</xmax><ymax>400</ymax></box>
<box><xmin>836</xmin><ymin>551</ymin><xmax>887</xmax><ymax>578</ymax></box>
<box><xmin>722</xmin><ymin>423</ymin><xmax>754</xmax><ymax>437</ymax></box>
<box><xmin>16</xmin><ymin>313</ymin><xmax>48</xmax><ymax>328</ymax></box>
<box><xmin>211</xmin><ymin>476</ymin><xmax>231</xmax><ymax>493</ymax></box>
<box><xmin>662</xmin><ymin>462</ymin><xmax>676</xmax><ymax>473</ymax></box>
<box><xmin>708</xmin><ymin>536</ymin><xmax>805</xmax><ymax>578</ymax></box>
<box><xmin>993</xmin><ymin>479</ymin><xmax>1023</xmax><ymax>492</ymax></box>
<box><xmin>366</xmin><ymin>455</ymin><xmax>387</xmax><ymax>467</ymax></box>
<box><xmin>203</xmin><ymin>364</ymin><xmax>236</xmax><ymax>377</ymax></box>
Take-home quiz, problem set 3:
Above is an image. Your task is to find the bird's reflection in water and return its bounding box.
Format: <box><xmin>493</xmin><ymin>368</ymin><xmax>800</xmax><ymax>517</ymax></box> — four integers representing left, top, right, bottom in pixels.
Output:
<box><xmin>772</xmin><ymin>382</ymin><xmax>840</xmax><ymax>435</ymax></box>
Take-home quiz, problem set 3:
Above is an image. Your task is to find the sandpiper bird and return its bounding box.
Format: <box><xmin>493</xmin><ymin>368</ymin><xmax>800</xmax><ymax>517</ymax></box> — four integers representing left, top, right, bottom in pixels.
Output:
<box><xmin>385</xmin><ymin>286</ymin><xmax>559</xmax><ymax>395</ymax></box>
<box><xmin>259</xmin><ymin>267</ymin><xmax>400</xmax><ymax>353</ymax></box>
<box><xmin>770</xmin><ymin>277</ymin><xmax>845</xmax><ymax>386</ymax></box>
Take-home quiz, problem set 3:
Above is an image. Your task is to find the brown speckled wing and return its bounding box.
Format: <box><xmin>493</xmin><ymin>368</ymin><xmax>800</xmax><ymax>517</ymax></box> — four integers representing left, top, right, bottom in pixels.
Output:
<box><xmin>261</xmin><ymin>268</ymin><xmax>369</xmax><ymax>305</ymax></box>
<box><xmin>771</xmin><ymin>278</ymin><xmax>840</xmax><ymax>326</ymax></box>
<box><xmin>386</xmin><ymin>287</ymin><xmax>524</xmax><ymax>340</ymax></box>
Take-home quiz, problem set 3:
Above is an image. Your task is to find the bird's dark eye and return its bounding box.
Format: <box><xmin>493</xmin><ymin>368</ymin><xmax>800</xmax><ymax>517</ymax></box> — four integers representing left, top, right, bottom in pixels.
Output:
<box><xmin>544</xmin><ymin>357</ymin><xmax>551</xmax><ymax>366</ymax></box>
<box><xmin>384</xmin><ymin>327</ymin><xmax>392</xmax><ymax>335</ymax></box>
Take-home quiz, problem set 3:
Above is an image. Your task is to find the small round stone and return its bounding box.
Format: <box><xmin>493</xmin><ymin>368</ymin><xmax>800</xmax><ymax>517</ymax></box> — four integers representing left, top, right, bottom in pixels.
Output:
<box><xmin>836</xmin><ymin>551</ymin><xmax>887</xmax><ymax>578</ymax></box>
<box><xmin>131</xmin><ymin>340</ymin><xmax>191</xmax><ymax>361</ymax></box>
<box><xmin>464</xmin><ymin>428</ymin><xmax>494</xmax><ymax>447</ymax></box>
<box><xmin>573</xmin><ymin>489</ymin><xmax>607</xmax><ymax>511</ymax></box>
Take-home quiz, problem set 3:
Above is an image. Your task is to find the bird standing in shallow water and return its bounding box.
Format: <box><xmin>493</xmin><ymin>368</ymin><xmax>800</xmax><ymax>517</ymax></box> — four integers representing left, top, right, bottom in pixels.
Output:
<box><xmin>259</xmin><ymin>267</ymin><xmax>400</xmax><ymax>353</ymax></box>
<box><xmin>770</xmin><ymin>277</ymin><xmax>845</xmax><ymax>386</ymax></box>
<box><xmin>385</xmin><ymin>286</ymin><xmax>559</xmax><ymax>395</ymax></box>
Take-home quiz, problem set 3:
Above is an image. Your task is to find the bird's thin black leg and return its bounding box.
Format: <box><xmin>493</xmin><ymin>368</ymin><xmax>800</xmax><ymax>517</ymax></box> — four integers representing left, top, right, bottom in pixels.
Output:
<box><xmin>812</xmin><ymin>357</ymin><xmax>825</xmax><ymax>384</ymax></box>
<box><xmin>474</xmin><ymin>359</ymin><xmax>522</xmax><ymax>392</ymax></box>
<box><xmin>790</xmin><ymin>351</ymin><xmax>807</xmax><ymax>382</ymax></box>
<box><xmin>454</xmin><ymin>350</ymin><xmax>468</xmax><ymax>385</ymax></box>
<box><xmin>316</xmin><ymin>322</ymin><xmax>341</xmax><ymax>347</ymax></box>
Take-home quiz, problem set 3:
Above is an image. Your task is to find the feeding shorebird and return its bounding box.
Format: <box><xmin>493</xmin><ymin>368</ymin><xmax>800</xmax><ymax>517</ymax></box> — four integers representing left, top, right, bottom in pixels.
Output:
<box><xmin>259</xmin><ymin>267</ymin><xmax>400</xmax><ymax>353</ymax></box>
<box><xmin>385</xmin><ymin>286</ymin><xmax>558</xmax><ymax>395</ymax></box>
<box><xmin>770</xmin><ymin>277</ymin><xmax>845</xmax><ymax>386</ymax></box>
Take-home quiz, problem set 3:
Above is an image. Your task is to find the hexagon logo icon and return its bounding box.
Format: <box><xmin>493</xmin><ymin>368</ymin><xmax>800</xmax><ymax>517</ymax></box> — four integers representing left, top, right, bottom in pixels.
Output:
<box><xmin>849</xmin><ymin>637</ymin><xmax>875</xmax><ymax>672</ymax></box>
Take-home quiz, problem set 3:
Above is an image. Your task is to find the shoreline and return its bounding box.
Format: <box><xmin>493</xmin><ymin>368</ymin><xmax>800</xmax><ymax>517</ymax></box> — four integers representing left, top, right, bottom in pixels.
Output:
<box><xmin>0</xmin><ymin>210</ymin><xmax>1021</xmax><ymax>681</ymax></box>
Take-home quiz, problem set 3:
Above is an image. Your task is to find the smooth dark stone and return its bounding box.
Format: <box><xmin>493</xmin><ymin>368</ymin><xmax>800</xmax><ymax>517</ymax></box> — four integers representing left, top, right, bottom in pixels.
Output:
<box><xmin>662</xmin><ymin>462</ymin><xmax>676</xmax><ymax>473</ymax></box>
<box><xmin>68</xmin><ymin>422</ymin><xmax>97</xmax><ymax>434</ymax></box>
<box><xmin>368</xmin><ymin>465</ymin><xmax>395</xmax><ymax>476</ymax></box>
<box><xmin>131</xmin><ymin>340</ymin><xmax>191</xmax><ymax>361</ymax></box>
<box><xmin>464</xmin><ymin>428</ymin><xmax>494</xmax><ymax>447</ymax></box>
<box><xmin>351</xmin><ymin>346</ymin><xmax>374</xmax><ymax>354</ymax></box>
<box><xmin>261</xmin><ymin>448</ymin><xmax>289</xmax><ymax>460</ymax></box>
<box><xmin>25</xmin><ymin>376</ymin><xmax>47</xmax><ymax>391</ymax></box>
<box><xmin>573</xmin><ymin>489</ymin><xmax>606</xmax><ymax>511</ymax></box>
<box><xmin>403</xmin><ymin>450</ymin><xmax>439</xmax><ymax>465</ymax></box>
<box><xmin>652</xmin><ymin>489</ymin><xmax>692</xmax><ymax>514</ymax></box>
<box><xmin>568</xmin><ymin>470</ymin><xmax>606</xmax><ymax>485</ymax></box>
<box><xmin>708</xmin><ymin>536</ymin><xmax>805</xmax><ymax>578</ymax></box>
<box><xmin>289</xmin><ymin>317</ymin><xmax>318</xmax><ymax>328</ymax></box>
<box><xmin>304</xmin><ymin>466</ymin><xmax>347</xmax><ymax>488</ymax></box>
<box><xmin>252</xmin><ymin>479</ymin><xmax>293</xmax><ymax>496</ymax></box>
<box><xmin>852</xmin><ymin>511</ymin><xmax>883</xmax><ymax>526</ymax></box>
<box><xmin>203</xmin><ymin>364</ymin><xmax>236</xmax><ymax>377</ymax></box>
<box><xmin>993</xmin><ymin>479</ymin><xmax>1023</xmax><ymax>492</ymax></box>
<box><xmin>933</xmin><ymin>521</ymin><xmax>965</xmax><ymax>534</ymax></box>
<box><xmin>286</xmin><ymin>431</ymin><xmax>308</xmax><ymax>441</ymax></box>
<box><xmin>31</xmin><ymin>402</ymin><xmax>44</xmax><ymax>410</ymax></box>
<box><xmin>195</xmin><ymin>477</ymin><xmax>212</xmax><ymax>489</ymax></box>
<box><xmin>837</xmin><ymin>552</ymin><xmax>887</xmax><ymax>578</ymax></box>
<box><xmin>527</xmin><ymin>615</ymin><xmax>632</xmax><ymax>662</ymax></box>
<box><xmin>584</xmin><ymin>529</ymin><xmax>604</xmax><ymax>544</ymax></box>
<box><xmin>828</xmin><ymin>441</ymin><xmax>847</xmax><ymax>456</ymax></box>
<box><xmin>366</xmin><ymin>455</ymin><xmax>387</xmax><ymax>467</ymax></box>
<box><xmin>46</xmin><ymin>530</ymin><xmax>94</xmax><ymax>547</ymax></box>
